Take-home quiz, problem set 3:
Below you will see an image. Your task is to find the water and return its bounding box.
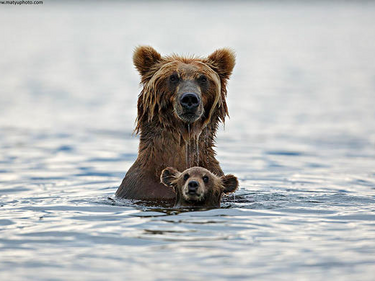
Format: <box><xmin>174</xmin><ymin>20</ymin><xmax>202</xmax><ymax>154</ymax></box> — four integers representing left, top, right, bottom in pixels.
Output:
<box><xmin>186</xmin><ymin>123</ymin><xmax>191</xmax><ymax>168</ymax></box>
<box><xmin>1</xmin><ymin>1</ymin><xmax>375</xmax><ymax>280</ymax></box>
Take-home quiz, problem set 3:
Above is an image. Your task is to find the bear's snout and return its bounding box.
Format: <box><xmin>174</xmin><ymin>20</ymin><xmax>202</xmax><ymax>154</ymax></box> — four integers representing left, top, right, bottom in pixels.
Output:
<box><xmin>175</xmin><ymin>80</ymin><xmax>203</xmax><ymax>123</ymax></box>
<box><xmin>180</xmin><ymin>93</ymin><xmax>200</xmax><ymax>111</ymax></box>
<box><xmin>187</xmin><ymin>180</ymin><xmax>199</xmax><ymax>194</ymax></box>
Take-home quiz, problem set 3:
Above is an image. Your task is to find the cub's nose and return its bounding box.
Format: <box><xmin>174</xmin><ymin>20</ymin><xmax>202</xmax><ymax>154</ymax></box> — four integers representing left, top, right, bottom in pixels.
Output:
<box><xmin>188</xmin><ymin>180</ymin><xmax>199</xmax><ymax>194</ymax></box>
<box><xmin>180</xmin><ymin>93</ymin><xmax>200</xmax><ymax>110</ymax></box>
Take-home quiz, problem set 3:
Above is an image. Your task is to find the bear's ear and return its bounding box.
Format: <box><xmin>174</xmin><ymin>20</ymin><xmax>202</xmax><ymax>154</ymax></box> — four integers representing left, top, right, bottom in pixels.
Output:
<box><xmin>206</xmin><ymin>48</ymin><xmax>236</xmax><ymax>80</ymax></box>
<box><xmin>133</xmin><ymin>46</ymin><xmax>162</xmax><ymax>77</ymax></box>
<box><xmin>221</xmin><ymin>174</ymin><xmax>238</xmax><ymax>194</ymax></box>
<box><xmin>160</xmin><ymin>167</ymin><xmax>180</xmax><ymax>190</ymax></box>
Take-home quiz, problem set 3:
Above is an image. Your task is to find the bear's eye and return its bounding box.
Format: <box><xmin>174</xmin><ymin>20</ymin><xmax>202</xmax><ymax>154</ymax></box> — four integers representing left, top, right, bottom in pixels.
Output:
<box><xmin>183</xmin><ymin>174</ymin><xmax>189</xmax><ymax>181</ymax></box>
<box><xmin>169</xmin><ymin>74</ymin><xmax>179</xmax><ymax>84</ymax></box>
<box><xmin>198</xmin><ymin>75</ymin><xmax>208</xmax><ymax>84</ymax></box>
<box><xmin>202</xmin><ymin>176</ymin><xmax>209</xmax><ymax>183</ymax></box>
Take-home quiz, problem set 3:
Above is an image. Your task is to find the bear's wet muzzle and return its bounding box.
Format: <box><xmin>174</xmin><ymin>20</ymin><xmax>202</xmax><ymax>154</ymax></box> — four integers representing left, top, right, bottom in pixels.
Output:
<box><xmin>175</xmin><ymin>81</ymin><xmax>203</xmax><ymax>123</ymax></box>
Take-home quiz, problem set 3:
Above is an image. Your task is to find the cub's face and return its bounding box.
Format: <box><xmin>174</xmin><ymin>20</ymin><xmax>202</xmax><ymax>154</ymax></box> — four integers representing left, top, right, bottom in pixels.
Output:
<box><xmin>161</xmin><ymin>166</ymin><xmax>238</xmax><ymax>208</ymax></box>
<box><xmin>132</xmin><ymin>46</ymin><xmax>235</xmax><ymax>130</ymax></box>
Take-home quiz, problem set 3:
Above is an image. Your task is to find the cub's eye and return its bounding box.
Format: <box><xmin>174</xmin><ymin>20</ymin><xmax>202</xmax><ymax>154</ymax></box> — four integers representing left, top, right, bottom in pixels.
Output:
<box><xmin>202</xmin><ymin>176</ymin><xmax>209</xmax><ymax>183</ymax></box>
<box><xmin>183</xmin><ymin>174</ymin><xmax>189</xmax><ymax>181</ymax></box>
<box><xmin>169</xmin><ymin>74</ymin><xmax>179</xmax><ymax>83</ymax></box>
<box><xmin>198</xmin><ymin>75</ymin><xmax>208</xmax><ymax>84</ymax></box>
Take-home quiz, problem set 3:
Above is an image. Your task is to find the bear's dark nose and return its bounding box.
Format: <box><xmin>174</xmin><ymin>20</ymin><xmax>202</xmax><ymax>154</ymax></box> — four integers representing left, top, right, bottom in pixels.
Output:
<box><xmin>180</xmin><ymin>93</ymin><xmax>200</xmax><ymax>110</ymax></box>
<box><xmin>188</xmin><ymin>180</ymin><xmax>199</xmax><ymax>194</ymax></box>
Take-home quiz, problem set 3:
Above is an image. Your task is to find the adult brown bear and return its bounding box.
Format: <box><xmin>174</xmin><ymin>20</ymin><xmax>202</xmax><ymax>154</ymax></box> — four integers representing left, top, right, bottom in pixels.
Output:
<box><xmin>116</xmin><ymin>46</ymin><xmax>235</xmax><ymax>201</ymax></box>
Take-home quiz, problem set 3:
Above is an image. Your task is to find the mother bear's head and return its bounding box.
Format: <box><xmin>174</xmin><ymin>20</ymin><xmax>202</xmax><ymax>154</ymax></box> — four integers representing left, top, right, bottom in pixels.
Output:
<box><xmin>133</xmin><ymin>46</ymin><xmax>235</xmax><ymax>137</ymax></box>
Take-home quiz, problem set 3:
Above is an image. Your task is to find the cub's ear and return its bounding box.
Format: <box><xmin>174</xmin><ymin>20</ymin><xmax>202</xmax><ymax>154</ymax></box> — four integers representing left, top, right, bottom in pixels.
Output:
<box><xmin>206</xmin><ymin>48</ymin><xmax>236</xmax><ymax>80</ymax></box>
<box><xmin>160</xmin><ymin>167</ymin><xmax>180</xmax><ymax>189</ymax></box>
<box><xmin>133</xmin><ymin>45</ymin><xmax>162</xmax><ymax>77</ymax></box>
<box><xmin>221</xmin><ymin>174</ymin><xmax>238</xmax><ymax>194</ymax></box>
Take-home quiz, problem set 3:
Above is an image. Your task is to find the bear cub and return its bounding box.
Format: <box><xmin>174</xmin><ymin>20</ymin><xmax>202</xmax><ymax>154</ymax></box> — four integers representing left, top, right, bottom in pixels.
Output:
<box><xmin>160</xmin><ymin>166</ymin><xmax>238</xmax><ymax>208</ymax></box>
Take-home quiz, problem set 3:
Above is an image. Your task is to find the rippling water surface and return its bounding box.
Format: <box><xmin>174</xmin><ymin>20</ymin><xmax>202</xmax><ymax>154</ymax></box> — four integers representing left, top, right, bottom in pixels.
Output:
<box><xmin>1</xmin><ymin>1</ymin><xmax>375</xmax><ymax>280</ymax></box>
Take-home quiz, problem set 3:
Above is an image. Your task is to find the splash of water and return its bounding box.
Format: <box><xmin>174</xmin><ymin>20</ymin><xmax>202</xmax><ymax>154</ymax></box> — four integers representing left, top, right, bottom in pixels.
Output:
<box><xmin>195</xmin><ymin>129</ymin><xmax>204</xmax><ymax>167</ymax></box>
<box><xmin>196</xmin><ymin>135</ymin><xmax>200</xmax><ymax>166</ymax></box>
<box><xmin>205</xmin><ymin>127</ymin><xmax>209</xmax><ymax>165</ymax></box>
<box><xmin>185</xmin><ymin>124</ymin><xmax>191</xmax><ymax>169</ymax></box>
<box><xmin>185</xmin><ymin>126</ymin><xmax>204</xmax><ymax>168</ymax></box>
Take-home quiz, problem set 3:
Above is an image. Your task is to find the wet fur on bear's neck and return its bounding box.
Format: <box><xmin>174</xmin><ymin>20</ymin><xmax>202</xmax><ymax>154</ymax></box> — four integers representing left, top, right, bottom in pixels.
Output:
<box><xmin>116</xmin><ymin>46</ymin><xmax>235</xmax><ymax>200</ymax></box>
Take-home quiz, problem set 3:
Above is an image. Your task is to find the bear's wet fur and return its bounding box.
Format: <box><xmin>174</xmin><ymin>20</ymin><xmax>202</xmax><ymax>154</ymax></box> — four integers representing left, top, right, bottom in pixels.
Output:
<box><xmin>116</xmin><ymin>46</ymin><xmax>235</xmax><ymax>201</ymax></box>
<box><xmin>160</xmin><ymin>166</ymin><xmax>238</xmax><ymax>208</ymax></box>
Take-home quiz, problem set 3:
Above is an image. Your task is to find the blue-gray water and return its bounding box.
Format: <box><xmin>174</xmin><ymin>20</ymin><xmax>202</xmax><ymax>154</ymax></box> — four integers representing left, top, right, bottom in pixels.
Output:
<box><xmin>1</xmin><ymin>1</ymin><xmax>375</xmax><ymax>280</ymax></box>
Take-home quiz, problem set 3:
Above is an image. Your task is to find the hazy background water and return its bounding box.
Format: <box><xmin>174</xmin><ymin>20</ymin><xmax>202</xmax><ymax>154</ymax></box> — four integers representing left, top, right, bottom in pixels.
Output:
<box><xmin>1</xmin><ymin>1</ymin><xmax>375</xmax><ymax>280</ymax></box>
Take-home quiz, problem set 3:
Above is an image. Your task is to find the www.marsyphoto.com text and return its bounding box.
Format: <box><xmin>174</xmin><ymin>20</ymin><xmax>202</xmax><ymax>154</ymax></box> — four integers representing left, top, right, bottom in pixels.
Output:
<box><xmin>1</xmin><ymin>0</ymin><xmax>43</xmax><ymax>5</ymax></box>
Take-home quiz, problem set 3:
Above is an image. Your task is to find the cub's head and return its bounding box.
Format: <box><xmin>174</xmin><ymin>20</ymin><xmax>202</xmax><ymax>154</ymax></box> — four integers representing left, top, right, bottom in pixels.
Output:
<box><xmin>133</xmin><ymin>46</ymin><xmax>235</xmax><ymax>133</ymax></box>
<box><xmin>160</xmin><ymin>166</ymin><xmax>238</xmax><ymax>208</ymax></box>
